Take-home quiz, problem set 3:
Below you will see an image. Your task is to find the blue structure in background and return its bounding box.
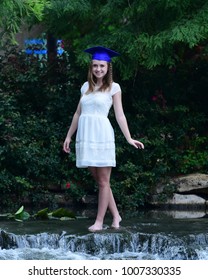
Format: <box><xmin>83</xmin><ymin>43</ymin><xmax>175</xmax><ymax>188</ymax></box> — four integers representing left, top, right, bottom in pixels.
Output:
<box><xmin>25</xmin><ymin>38</ymin><xmax>64</xmax><ymax>56</ymax></box>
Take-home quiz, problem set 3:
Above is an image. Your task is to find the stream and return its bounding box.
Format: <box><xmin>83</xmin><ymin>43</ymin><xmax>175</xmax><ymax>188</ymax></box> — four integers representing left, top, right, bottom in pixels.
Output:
<box><xmin>1</xmin><ymin>210</ymin><xmax>208</xmax><ymax>260</ymax></box>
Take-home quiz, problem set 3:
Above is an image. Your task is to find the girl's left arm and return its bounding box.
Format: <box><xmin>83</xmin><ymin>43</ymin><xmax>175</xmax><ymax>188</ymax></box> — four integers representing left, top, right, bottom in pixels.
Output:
<box><xmin>113</xmin><ymin>91</ymin><xmax>144</xmax><ymax>149</ymax></box>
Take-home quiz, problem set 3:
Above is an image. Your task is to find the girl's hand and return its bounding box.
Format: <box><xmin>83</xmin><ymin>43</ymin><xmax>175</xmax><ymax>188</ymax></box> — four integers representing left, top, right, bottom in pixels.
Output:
<box><xmin>63</xmin><ymin>138</ymin><xmax>71</xmax><ymax>153</ymax></box>
<box><xmin>128</xmin><ymin>139</ymin><xmax>144</xmax><ymax>149</ymax></box>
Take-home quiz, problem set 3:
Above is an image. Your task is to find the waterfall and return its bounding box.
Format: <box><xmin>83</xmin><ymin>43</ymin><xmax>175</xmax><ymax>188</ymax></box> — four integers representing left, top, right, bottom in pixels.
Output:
<box><xmin>1</xmin><ymin>229</ymin><xmax>208</xmax><ymax>260</ymax></box>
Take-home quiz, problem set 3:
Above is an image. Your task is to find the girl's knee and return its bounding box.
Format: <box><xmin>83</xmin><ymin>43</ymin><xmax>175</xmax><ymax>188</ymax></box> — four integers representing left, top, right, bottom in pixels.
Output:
<box><xmin>97</xmin><ymin>178</ymin><xmax>110</xmax><ymax>188</ymax></box>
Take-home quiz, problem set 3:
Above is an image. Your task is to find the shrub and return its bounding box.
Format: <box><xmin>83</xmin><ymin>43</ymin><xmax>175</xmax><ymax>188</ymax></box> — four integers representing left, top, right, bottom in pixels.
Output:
<box><xmin>0</xmin><ymin>46</ymin><xmax>207</xmax><ymax>211</ymax></box>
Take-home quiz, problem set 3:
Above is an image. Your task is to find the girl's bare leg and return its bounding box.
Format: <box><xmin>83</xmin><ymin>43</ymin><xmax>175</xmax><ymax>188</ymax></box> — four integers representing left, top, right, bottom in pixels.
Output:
<box><xmin>88</xmin><ymin>167</ymin><xmax>121</xmax><ymax>231</ymax></box>
<box><xmin>108</xmin><ymin>188</ymin><xmax>122</xmax><ymax>228</ymax></box>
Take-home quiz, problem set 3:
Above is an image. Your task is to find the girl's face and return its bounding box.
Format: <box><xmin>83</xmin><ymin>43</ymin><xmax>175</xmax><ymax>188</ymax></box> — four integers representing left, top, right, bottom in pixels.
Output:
<box><xmin>92</xmin><ymin>60</ymin><xmax>108</xmax><ymax>80</ymax></box>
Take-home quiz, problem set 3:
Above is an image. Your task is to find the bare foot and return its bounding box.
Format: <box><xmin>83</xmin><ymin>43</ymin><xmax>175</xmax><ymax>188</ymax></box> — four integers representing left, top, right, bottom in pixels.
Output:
<box><xmin>111</xmin><ymin>215</ymin><xmax>122</xmax><ymax>229</ymax></box>
<box><xmin>88</xmin><ymin>222</ymin><xmax>103</xmax><ymax>232</ymax></box>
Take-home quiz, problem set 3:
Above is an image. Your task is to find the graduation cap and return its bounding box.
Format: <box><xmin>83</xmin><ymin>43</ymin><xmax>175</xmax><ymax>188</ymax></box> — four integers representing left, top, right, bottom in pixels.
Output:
<box><xmin>84</xmin><ymin>46</ymin><xmax>120</xmax><ymax>62</ymax></box>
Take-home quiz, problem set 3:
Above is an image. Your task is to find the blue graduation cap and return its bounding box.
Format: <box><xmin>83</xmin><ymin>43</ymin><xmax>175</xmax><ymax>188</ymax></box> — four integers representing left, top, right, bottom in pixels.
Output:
<box><xmin>84</xmin><ymin>46</ymin><xmax>120</xmax><ymax>62</ymax></box>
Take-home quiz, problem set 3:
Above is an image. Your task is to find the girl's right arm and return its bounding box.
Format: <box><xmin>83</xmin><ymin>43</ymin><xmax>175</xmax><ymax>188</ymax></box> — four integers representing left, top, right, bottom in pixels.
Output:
<box><xmin>63</xmin><ymin>101</ymin><xmax>81</xmax><ymax>153</ymax></box>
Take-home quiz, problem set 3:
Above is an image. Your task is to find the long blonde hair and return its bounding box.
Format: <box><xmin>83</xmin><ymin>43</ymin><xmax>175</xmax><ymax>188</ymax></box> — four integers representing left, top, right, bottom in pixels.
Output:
<box><xmin>85</xmin><ymin>62</ymin><xmax>113</xmax><ymax>94</ymax></box>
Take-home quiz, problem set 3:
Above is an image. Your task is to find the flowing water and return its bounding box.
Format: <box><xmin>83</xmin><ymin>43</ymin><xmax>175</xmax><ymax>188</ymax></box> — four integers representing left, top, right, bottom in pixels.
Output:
<box><xmin>0</xmin><ymin>210</ymin><xmax>208</xmax><ymax>260</ymax></box>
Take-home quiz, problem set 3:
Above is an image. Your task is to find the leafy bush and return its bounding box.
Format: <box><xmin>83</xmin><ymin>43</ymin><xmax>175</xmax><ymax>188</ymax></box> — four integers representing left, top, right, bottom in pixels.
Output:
<box><xmin>0</xmin><ymin>45</ymin><xmax>207</xmax><ymax>211</ymax></box>
<box><xmin>0</xmin><ymin>47</ymin><xmax>87</xmax><ymax>210</ymax></box>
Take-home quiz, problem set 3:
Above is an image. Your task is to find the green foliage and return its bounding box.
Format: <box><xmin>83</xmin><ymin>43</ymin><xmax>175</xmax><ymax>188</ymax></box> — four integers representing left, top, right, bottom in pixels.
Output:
<box><xmin>0</xmin><ymin>46</ymin><xmax>87</xmax><ymax>209</ymax></box>
<box><xmin>14</xmin><ymin>205</ymin><xmax>30</xmax><ymax>221</ymax></box>
<box><xmin>0</xmin><ymin>0</ymin><xmax>50</xmax><ymax>46</ymax></box>
<box><xmin>108</xmin><ymin>53</ymin><xmax>208</xmax><ymax>208</ymax></box>
<box><xmin>36</xmin><ymin>207</ymin><xmax>49</xmax><ymax>219</ymax></box>
<box><xmin>3</xmin><ymin>206</ymin><xmax>76</xmax><ymax>221</ymax></box>
<box><xmin>41</xmin><ymin>0</ymin><xmax>208</xmax><ymax>78</ymax></box>
<box><xmin>5</xmin><ymin>205</ymin><xmax>30</xmax><ymax>221</ymax></box>
<box><xmin>0</xmin><ymin>0</ymin><xmax>207</xmax><ymax>213</ymax></box>
<box><xmin>50</xmin><ymin>208</ymin><xmax>76</xmax><ymax>219</ymax></box>
<box><xmin>0</xmin><ymin>0</ymin><xmax>208</xmax><ymax>78</ymax></box>
<box><xmin>111</xmin><ymin>160</ymin><xmax>151</xmax><ymax>210</ymax></box>
<box><xmin>1</xmin><ymin>1</ymin><xmax>208</xmax><ymax>78</ymax></box>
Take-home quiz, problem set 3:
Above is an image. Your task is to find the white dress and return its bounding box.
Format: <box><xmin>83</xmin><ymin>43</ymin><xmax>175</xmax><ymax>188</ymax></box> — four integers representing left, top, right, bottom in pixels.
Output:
<box><xmin>76</xmin><ymin>81</ymin><xmax>121</xmax><ymax>168</ymax></box>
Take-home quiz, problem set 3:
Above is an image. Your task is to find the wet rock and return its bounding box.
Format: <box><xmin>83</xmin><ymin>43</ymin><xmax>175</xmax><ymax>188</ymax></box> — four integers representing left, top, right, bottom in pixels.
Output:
<box><xmin>166</xmin><ymin>193</ymin><xmax>206</xmax><ymax>206</ymax></box>
<box><xmin>0</xmin><ymin>230</ymin><xmax>17</xmax><ymax>249</ymax></box>
<box><xmin>150</xmin><ymin>173</ymin><xmax>208</xmax><ymax>209</ymax></box>
<box><xmin>171</xmin><ymin>173</ymin><xmax>208</xmax><ymax>194</ymax></box>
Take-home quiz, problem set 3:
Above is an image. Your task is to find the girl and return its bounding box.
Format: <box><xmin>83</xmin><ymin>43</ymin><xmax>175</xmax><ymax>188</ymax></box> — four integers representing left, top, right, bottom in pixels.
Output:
<box><xmin>63</xmin><ymin>46</ymin><xmax>144</xmax><ymax>231</ymax></box>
